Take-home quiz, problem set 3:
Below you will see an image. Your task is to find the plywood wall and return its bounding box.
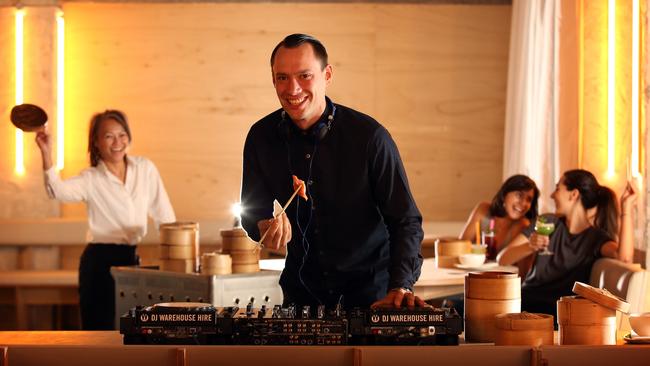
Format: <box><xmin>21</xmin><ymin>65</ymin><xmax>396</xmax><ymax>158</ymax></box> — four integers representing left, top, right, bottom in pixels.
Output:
<box><xmin>0</xmin><ymin>3</ymin><xmax>511</xmax><ymax>227</ymax></box>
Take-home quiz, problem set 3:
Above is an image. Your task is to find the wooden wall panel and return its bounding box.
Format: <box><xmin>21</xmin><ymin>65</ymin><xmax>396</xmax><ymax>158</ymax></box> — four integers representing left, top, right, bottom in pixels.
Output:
<box><xmin>0</xmin><ymin>7</ymin><xmax>14</xmax><ymax>177</ymax></box>
<box><xmin>0</xmin><ymin>7</ymin><xmax>59</xmax><ymax>219</ymax></box>
<box><xmin>375</xmin><ymin>5</ymin><xmax>510</xmax><ymax>219</ymax></box>
<box><xmin>1</xmin><ymin>2</ymin><xmax>511</xmax><ymax>227</ymax></box>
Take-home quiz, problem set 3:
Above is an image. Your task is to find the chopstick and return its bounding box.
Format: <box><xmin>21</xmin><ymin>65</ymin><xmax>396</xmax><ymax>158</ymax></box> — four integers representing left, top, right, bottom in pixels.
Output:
<box><xmin>257</xmin><ymin>184</ymin><xmax>302</xmax><ymax>246</ymax></box>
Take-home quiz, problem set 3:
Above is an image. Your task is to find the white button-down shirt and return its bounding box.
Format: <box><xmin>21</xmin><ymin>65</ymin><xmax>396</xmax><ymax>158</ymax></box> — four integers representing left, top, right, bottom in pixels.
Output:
<box><xmin>44</xmin><ymin>155</ymin><xmax>176</xmax><ymax>244</ymax></box>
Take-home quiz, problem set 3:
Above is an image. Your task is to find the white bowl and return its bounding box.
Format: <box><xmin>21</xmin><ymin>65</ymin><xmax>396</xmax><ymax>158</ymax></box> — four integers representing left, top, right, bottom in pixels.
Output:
<box><xmin>458</xmin><ymin>253</ymin><xmax>486</xmax><ymax>267</ymax></box>
<box><xmin>630</xmin><ymin>312</ymin><xmax>650</xmax><ymax>336</ymax></box>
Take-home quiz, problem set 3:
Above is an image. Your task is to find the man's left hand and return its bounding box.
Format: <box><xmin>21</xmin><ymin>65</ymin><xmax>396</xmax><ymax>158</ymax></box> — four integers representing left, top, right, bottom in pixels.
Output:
<box><xmin>370</xmin><ymin>288</ymin><xmax>431</xmax><ymax>309</ymax></box>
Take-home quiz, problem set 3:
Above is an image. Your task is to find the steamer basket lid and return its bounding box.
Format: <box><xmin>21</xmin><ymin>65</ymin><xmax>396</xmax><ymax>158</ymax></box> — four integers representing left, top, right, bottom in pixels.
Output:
<box><xmin>160</xmin><ymin>221</ymin><xmax>199</xmax><ymax>230</ymax></box>
<box><xmin>495</xmin><ymin>312</ymin><xmax>554</xmax><ymax>330</ymax></box>
<box><xmin>467</xmin><ymin>271</ymin><xmax>519</xmax><ymax>279</ymax></box>
<box><xmin>220</xmin><ymin>227</ymin><xmax>247</xmax><ymax>237</ymax></box>
<box><xmin>572</xmin><ymin>281</ymin><xmax>630</xmax><ymax>313</ymax></box>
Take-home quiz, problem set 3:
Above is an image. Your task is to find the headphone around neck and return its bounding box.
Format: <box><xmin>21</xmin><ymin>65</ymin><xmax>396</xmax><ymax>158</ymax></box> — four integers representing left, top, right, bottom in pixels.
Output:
<box><xmin>278</xmin><ymin>99</ymin><xmax>336</xmax><ymax>143</ymax></box>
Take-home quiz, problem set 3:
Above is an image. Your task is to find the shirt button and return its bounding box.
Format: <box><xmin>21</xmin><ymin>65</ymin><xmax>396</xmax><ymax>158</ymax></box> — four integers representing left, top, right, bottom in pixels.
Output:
<box><xmin>305</xmin><ymin>154</ymin><xmax>311</xmax><ymax>159</ymax></box>
<box><xmin>308</xmin><ymin>180</ymin><xmax>313</xmax><ymax>185</ymax></box>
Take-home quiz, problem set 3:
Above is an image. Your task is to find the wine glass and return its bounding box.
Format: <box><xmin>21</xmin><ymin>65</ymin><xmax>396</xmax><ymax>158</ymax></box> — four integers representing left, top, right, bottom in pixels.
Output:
<box><xmin>534</xmin><ymin>217</ymin><xmax>555</xmax><ymax>256</ymax></box>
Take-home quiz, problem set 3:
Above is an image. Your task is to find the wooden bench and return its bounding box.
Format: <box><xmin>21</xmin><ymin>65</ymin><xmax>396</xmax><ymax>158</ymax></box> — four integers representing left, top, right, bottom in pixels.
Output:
<box><xmin>0</xmin><ymin>270</ymin><xmax>79</xmax><ymax>330</ymax></box>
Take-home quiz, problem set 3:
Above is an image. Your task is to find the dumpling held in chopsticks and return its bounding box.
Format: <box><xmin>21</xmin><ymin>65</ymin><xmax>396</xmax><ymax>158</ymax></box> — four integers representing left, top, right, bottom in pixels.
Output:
<box><xmin>292</xmin><ymin>175</ymin><xmax>308</xmax><ymax>201</ymax></box>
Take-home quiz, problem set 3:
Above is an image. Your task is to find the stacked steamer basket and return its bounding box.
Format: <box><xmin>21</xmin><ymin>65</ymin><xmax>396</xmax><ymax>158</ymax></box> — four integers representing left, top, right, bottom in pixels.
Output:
<box><xmin>464</xmin><ymin>271</ymin><xmax>521</xmax><ymax>342</ymax></box>
<box><xmin>220</xmin><ymin>227</ymin><xmax>260</xmax><ymax>273</ymax></box>
<box><xmin>159</xmin><ymin>222</ymin><xmax>199</xmax><ymax>273</ymax></box>
<box><xmin>435</xmin><ymin>239</ymin><xmax>471</xmax><ymax>268</ymax></box>
<box><xmin>200</xmin><ymin>252</ymin><xmax>232</xmax><ymax>275</ymax></box>
<box><xmin>557</xmin><ymin>281</ymin><xmax>630</xmax><ymax>345</ymax></box>
<box><xmin>494</xmin><ymin>312</ymin><xmax>554</xmax><ymax>346</ymax></box>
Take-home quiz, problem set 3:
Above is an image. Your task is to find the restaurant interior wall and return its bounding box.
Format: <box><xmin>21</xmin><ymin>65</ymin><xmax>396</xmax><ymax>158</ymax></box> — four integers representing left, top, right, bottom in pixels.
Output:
<box><xmin>0</xmin><ymin>1</ymin><xmax>512</xmax><ymax>227</ymax></box>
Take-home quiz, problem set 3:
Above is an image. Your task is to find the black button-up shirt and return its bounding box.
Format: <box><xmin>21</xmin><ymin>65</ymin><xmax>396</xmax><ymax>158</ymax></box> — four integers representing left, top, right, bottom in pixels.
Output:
<box><xmin>241</xmin><ymin>99</ymin><xmax>423</xmax><ymax>308</ymax></box>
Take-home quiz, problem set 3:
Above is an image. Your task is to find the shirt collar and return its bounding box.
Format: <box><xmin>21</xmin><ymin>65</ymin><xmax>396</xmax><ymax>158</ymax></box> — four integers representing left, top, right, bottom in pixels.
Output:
<box><xmin>97</xmin><ymin>156</ymin><xmax>133</xmax><ymax>184</ymax></box>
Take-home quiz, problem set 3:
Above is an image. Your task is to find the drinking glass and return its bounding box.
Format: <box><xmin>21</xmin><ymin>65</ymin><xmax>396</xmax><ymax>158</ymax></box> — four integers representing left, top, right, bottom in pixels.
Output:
<box><xmin>534</xmin><ymin>217</ymin><xmax>555</xmax><ymax>256</ymax></box>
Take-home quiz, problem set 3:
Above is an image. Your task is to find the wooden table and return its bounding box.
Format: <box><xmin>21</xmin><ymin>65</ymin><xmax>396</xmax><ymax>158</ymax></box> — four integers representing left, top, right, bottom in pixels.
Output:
<box><xmin>1</xmin><ymin>331</ymin><xmax>649</xmax><ymax>366</ymax></box>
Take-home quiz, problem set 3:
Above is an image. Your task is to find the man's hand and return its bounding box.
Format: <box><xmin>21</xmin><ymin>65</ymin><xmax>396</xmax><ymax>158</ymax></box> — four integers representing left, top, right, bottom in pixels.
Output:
<box><xmin>256</xmin><ymin>213</ymin><xmax>291</xmax><ymax>250</ymax></box>
<box><xmin>370</xmin><ymin>288</ymin><xmax>431</xmax><ymax>310</ymax></box>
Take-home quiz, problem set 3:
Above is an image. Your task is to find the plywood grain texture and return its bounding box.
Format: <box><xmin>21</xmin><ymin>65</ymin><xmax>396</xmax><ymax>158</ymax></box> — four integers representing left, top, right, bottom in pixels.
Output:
<box><xmin>0</xmin><ymin>2</ymin><xmax>511</xmax><ymax>226</ymax></box>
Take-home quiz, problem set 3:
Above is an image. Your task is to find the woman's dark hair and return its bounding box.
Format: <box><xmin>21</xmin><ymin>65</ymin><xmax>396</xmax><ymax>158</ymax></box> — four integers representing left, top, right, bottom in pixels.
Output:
<box><xmin>270</xmin><ymin>33</ymin><xmax>329</xmax><ymax>70</ymax></box>
<box><xmin>87</xmin><ymin>110</ymin><xmax>132</xmax><ymax>167</ymax></box>
<box><xmin>489</xmin><ymin>174</ymin><xmax>540</xmax><ymax>221</ymax></box>
<box><xmin>563</xmin><ymin>169</ymin><xmax>618</xmax><ymax>239</ymax></box>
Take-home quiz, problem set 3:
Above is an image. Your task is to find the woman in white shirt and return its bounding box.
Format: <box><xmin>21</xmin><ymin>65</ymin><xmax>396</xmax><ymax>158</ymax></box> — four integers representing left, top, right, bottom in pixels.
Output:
<box><xmin>36</xmin><ymin>110</ymin><xmax>176</xmax><ymax>330</ymax></box>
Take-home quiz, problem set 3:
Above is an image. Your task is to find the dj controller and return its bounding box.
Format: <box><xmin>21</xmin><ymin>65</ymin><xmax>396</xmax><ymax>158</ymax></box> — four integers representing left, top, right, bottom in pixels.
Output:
<box><xmin>120</xmin><ymin>302</ymin><xmax>462</xmax><ymax>346</ymax></box>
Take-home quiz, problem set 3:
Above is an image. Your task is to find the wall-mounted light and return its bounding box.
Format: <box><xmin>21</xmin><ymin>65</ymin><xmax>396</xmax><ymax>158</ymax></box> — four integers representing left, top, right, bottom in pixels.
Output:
<box><xmin>56</xmin><ymin>11</ymin><xmax>64</xmax><ymax>171</ymax></box>
<box><xmin>606</xmin><ymin>0</ymin><xmax>616</xmax><ymax>178</ymax></box>
<box><xmin>15</xmin><ymin>8</ymin><xmax>25</xmax><ymax>176</ymax></box>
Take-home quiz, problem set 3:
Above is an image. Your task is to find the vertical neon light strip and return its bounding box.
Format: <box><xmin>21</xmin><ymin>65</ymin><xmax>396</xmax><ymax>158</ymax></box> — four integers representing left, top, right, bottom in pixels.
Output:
<box><xmin>15</xmin><ymin>9</ymin><xmax>25</xmax><ymax>175</ymax></box>
<box><xmin>632</xmin><ymin>0</ymin><xmax>640</xmax><ymax>177</ymax></box>
<box><xmin>56</xmin><ymin>12</ymin><xmax>64</xmax><ymax>171</ymax></box>
<box><xmin>607</xmin><ymin>0</ymin><xmax>616</xmax><ymax>177</ymax></box>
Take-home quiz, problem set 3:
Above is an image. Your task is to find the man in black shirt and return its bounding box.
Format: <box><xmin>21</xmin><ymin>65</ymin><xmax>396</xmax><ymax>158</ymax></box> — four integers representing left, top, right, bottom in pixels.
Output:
<box><xmin>241</xmin><ymin>34</ymin><xmax>425</xmax><ymax>309</ymax></box>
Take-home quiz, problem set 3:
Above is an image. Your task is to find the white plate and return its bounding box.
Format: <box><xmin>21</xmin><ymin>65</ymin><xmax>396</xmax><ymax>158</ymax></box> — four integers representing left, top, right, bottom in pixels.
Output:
<box><xmin>454</xmin><ymin>261</ymin><xmax>499</xmax><ymax>271</ymax></box>
<box><xmin>624</xmin><ymin>334</ymin><xmax>650</xmax><ymax>344</ymax></box>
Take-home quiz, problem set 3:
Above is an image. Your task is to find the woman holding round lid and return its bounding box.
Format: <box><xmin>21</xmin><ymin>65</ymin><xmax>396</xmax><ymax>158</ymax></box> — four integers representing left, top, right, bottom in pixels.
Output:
<box><xmin>498</xmin><ymin>169</ymin><xmax>636</xmax><ymax>319</ymax></box>
<box><xmin>459</xmin><ymin>174</ymin><xmax>540</xmax><ymax>276</ymax></box>
<box><xmin>35</xmin><ymin>110</ymin><xmax>176</xmax><ymax>330</ymax></box>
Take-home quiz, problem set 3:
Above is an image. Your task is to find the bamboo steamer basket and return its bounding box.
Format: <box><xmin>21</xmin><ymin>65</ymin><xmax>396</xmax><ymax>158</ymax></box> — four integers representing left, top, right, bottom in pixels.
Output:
<box><xmin>160</xmin><ymin>258</ymin><xmax>196</xmax><ymax>273</ymax></box>
<box><xmin>160</xmin><ymin>222</ymin><xmax>199</xmax><ymax>246</ymax></box>
<box><xmin>464</xmin><ymin>271</ymin><xmax>521</xmax><ymax>343</ymax></box>
<box><xmin>159</xmin><ymin>222</ymin><xmax>199</xmax><ymax>272</ymax></box>
<box><xmin>557</xmin><ymin>296</ymin><xmax>617</xmax><ymax>345</ymax></box>
<box><xmin>434</xmin><ymin>239</ymin><xmax>471</xmax><ymax>268</ymax></box>
<box><xmin>229</xmin><ymin>250</ymin><xmax>259</xmax><ymax>264</ymax></box>
<box><xmin>435</xmin><ymin>255</ymin><xmax>459</xmax><ymax>269</ymax></box>
<box><xmin>495</xmin><ymin>312</ymin><xmax>554</xmax><ymax>346</ymax></box>
<box><xmin>556</xmin><ymin>282</ymin><xmax>629</xmax><ymax>345</ymax></box>
<box><xmin>232</xmin><ymin>263</ymin><xmax>260</xmax><ymax>273</ymax></box>
<box><xmin>221</xmin><ymin>227</ymin><xmax>260</xmax><ymax>273</ymax></box>
<box><xmin>220</xmin><ymin>227</ymin><xmax>258</xmax><ymax>253</ymax></box>
<box><xmin>160</xmin><ymin>244</ymin><xmax>194</xmax><ymax>260</ymax></box>
<box><xmin>230</xmin><ymin>249</ymin><xmax>260</xmax><ymax>273</ymax></box>
<box><xmin>200</xmin><ymin>253</ymin><xmax>232</xmax><ymax>275</ymax></box>
<box><xmin>464</xmin><ymin>273</ymin><xmax>521</xmax><ymax>300</ymax></box>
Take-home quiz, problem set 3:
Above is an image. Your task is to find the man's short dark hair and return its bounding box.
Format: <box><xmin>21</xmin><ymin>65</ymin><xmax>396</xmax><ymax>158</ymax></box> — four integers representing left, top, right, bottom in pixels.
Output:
<box><xmin>270</xmin><ymin>33</ymin><xmax>329</xmax><ymax>70</ymax></box>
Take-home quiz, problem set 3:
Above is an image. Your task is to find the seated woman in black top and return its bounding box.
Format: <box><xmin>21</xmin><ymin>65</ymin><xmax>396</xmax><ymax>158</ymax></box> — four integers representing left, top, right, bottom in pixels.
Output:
<box><xmin>498</xmin><ymin>169</ymin><xmax>636</xmax><ymax>319</ymax></box>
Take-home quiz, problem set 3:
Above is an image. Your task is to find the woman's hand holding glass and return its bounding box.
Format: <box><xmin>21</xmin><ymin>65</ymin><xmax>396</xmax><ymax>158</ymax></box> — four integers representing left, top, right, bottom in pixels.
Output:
<box><xmin>533</xmin><ymin>217</ymin><xmax>555</xmax><ymax>255</ymax></box>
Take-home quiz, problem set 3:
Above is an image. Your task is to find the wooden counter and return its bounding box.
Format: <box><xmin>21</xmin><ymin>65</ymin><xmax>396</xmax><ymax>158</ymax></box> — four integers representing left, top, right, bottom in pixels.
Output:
<box><xmin>1</xmin><ymin>331</ymin><xmax>649</xmax><ymax>366</ymax></box>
